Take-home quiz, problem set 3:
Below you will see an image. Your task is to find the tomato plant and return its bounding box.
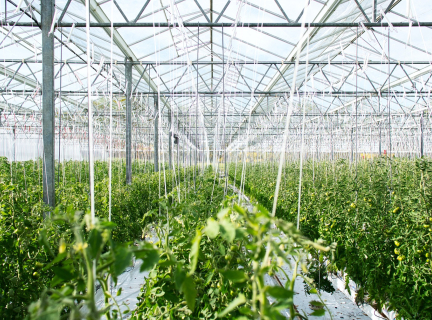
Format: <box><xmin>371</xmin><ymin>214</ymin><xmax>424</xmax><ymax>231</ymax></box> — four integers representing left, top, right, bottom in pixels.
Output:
<box><xmin>231</xmin><ymin>157</ymin><xmax>432</xmax><ymax>319</ymax></box>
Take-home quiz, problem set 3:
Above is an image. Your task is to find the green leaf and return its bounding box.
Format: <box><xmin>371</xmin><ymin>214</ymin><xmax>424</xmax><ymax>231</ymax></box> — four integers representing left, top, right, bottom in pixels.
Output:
<box><xmin>266</xmin><ymin>286</ymin><xmax>293</xmax><ymax>300</ymax></box>
<box><xmin>38</xmin><ymin>230</ymin><xmax>54</xmax><ymax>258</ymax></box>
<box><xmin>174</xmin><ymin>265</ymin><xmax>186</xmax><ymax>291</ymax></box>
<box><xmin>99</xmin><ymin>221</ymin><xmax>117</xmax><ymax>229</ymax></box>
<box><xmin>43</xmin><ymin>252</ymin><xmax>67</xmax><ymax>271</ymax></box>
<box><xmin>310</xmin><ymin>309</ymin><xmax>325</xmax><ymax>316</ymax></box>
<box><xmin>204</xmin><ymin>270</ymin><xmax>215</xmax><ymax>286</ymax></box>
<box><xmin>142</xmin><ymin>250</ymin><xmax>160</xmax><ymax>271</ymax></box>
<box><xmin>218</xmin><ymin>243</ymin><xmax>226</xmax><ymax>256</ymax></box>
<box><xmin>50</xmin><ymin>275</ymin><xmax>63</xmax><ymax>287</ymax></box>
<box><xmin>233</xmin><ymin>203</ymin><xmax>246</xmax><ymax>215</ymax></box>
<box><xmin>52</xmin><ymin>266</ymin><xmax>74</xmax><ymax>281</ymax></box>
<box><xmin>88</xmin><ymin>228</ymin><xmax>103</xmax><ymax>259</ymax></box>
<box><xmin>113</xmin><ymin>246</ymin><xmax>132</xmax><ymax>276</ymax></box>
<box><xmin>220</xmin><ymin>220</ymin><xmax>236</xmax><ymax>243</ymax></box>
<box><xmin>158</xmin><ymin>259</ymin><xmax>176</xmax><ymax>268</ymax></box>
<box><xmin>189</xmin><ymin>229</ymin><xmax>202</xmax><ymax>275</ymax></box>
<box><xmin>309</xmin><ymin>300</ymin><xmax>324</xmax><ymax>307</ymax></box>
<box><xmin>204</xmin><ymin>217</ymin><xmax>220</xmax><ymax>238</ymax></box>
<box><xmin>217</xmin><ymin>208</ymin><xmax>230</xmax><ymax>220</ymax></box>
<box><xmin>217</xmin><ymin>293</ymin><xmax>246</xmax><ymax>318</ymax></box>
<box><xmin>135</xmin><ymin>248</ymin><xmax>160</xmax><ymax>272</ymax></box>
<box><xmin>116</xmin><ymin>288</ymin><xmax>122</xmax><ymax>296</ymax></box>
<box><xmin>220</xmin><ymin>270</ymin><xmax>248</xmax><ymax>283</ymax></box>
<box><xmin>182</xmin><ymin>275</ymin><xmax>197</xmax><ymax>311</ymax></box>
<box><xmin>256</xmin><ymin>204</ymin><xmax>270</xmax><ymax>217</ymax></box>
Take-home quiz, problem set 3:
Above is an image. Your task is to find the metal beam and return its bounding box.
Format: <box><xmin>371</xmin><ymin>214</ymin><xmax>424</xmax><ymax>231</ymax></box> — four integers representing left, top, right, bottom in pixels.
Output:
<box><xmin>352</xmin><ymin>0</ymin><xmax>371</xmax><ymax>23</ymax></box>
<box><xmin>134</xmin><ymin>0</ymin><xmax>151</xmax><ymax>23</ymax></box>
<box><xmin>373</xmin><ymin>0</ymin><xmax>377</xmax><ymax>21</ymax></box>
<box><xmin>273</xmin><ymin>0</ymin><xmax>291</xmax><ymax>23</ymax></box>
<box><xmin>168</xmin><ymin>111</ymin><xmax>172</xmax><ymax>169</ymax></box>
<box><xmin>42</xmin><ymin>0</ymin><xmax>55</xmax><ymax>211</ymax></box>
<box><xmin>125</xmin><ymin>58</ymin><xmax>132</xmax><ymax>184</ymax></box>
<box><xmin>193</xmin><ymin>0</ymin><xmax>211</xmax><ymax>22</ymax></box>
<box><xmin>3</xmin><ymin>59</ymin><xmax>429</xmax><ymax>65</ymax></box>
<box><xmin>78</xmin><ymin>0</ymin><xmax>197</xmax><ymax>150</ymax></box>
<box><xmin>420</xmin><ymin>113</ymin><xmax>424</xmax><ymax>157</ymax></box>
<box><xmin>227</xmin><ymin>0</ymin><xmax>343</xmax><ymax>144</ymax></box>
<box><xmin>58</xmin><ymin>0</ymin><xmax>73</xmax><ymax>23</ymax></box>
<box><xmin>5</xmin><ymin>90</ymin><xmax>426</xmax><ymax>96</ymax></box>
<box><xmin>154</xmin><ymin>97</ymin><xmax>159</xmax><ymax>172</ymax></box>
<box><xmin>214</xmin><ymin>0</ymin><xmax>230</xmax><ymax>23</ymax></box>
<box><xmin>3</xmin><ymin>21</ymin><xmax>430</xmax><ymax>27</ymax></box>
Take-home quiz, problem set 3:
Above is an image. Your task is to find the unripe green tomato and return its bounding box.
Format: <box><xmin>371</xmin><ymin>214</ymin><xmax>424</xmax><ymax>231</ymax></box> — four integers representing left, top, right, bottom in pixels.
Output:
<box><xmin>230</xmin><ymin>245</ymin><xmax>237</xmax><ymax>251</ymax></box>
<box><xmin>225</xmin><ymin>254</ymin><xmax>232</xmax><ymax>260</ymax></box>
<box><xmin>32</xmin><ymin>272</ymin><xmax>40</xmax><ymax>278</ymax></box>
<box><xmin>236</xmin><ymin>258</ymin><xmax>241</xmax><ymax>264</ymax></box>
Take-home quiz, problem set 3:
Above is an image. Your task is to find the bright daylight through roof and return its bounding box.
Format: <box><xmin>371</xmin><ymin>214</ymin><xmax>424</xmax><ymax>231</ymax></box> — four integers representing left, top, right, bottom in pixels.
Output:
<box><xmin>0</xmin><ymin>0</ymin><xmax>431</xmax><ymax>319</ymax></box>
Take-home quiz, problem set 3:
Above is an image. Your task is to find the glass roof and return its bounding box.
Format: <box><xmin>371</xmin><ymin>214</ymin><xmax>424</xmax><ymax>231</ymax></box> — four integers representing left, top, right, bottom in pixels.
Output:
<box><xmin>0</xmin><ymin>0</ymin><xmax>431</xmax><ymax>155</ymax></box>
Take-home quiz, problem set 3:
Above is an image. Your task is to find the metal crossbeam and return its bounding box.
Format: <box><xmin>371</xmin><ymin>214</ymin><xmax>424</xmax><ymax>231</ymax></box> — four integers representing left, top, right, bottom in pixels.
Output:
<box><xmin>3</xmin><ymin>21</ymin><xmax>431</xmax><ymax>27</ymax></box>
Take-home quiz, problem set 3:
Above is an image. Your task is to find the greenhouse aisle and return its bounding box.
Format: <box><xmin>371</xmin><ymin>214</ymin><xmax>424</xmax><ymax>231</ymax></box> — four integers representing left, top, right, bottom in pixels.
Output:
<box><xmin>273</xmin><ymin>264</ymin><xmax>371</xmax><ymax>320</ymax></box>
<box><xmin>94</xmin><ymin>260</ymin><xmax>149</xmax><ymax>318</ymax></box>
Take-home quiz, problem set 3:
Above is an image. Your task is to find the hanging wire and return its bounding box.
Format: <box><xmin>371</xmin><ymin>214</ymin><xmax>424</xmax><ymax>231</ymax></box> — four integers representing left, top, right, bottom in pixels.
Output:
<box><xmin>297</xmin><ymin>25</ymin><xmax>310</xmax><ymax>230</ymax></box>
<box><xmin>108</xmin><ymin>0</ymin><xmax>114</xmax><ymax>223</ymax></box>
<box><xmin>85</xmin><ymin>0</ymin><xmax>95</xmax><ymax>222</ymax></box>
<box><xmin>271</xmin><ymin>0</ymin><xmax>310</xmax><ymax>218</ymax></box>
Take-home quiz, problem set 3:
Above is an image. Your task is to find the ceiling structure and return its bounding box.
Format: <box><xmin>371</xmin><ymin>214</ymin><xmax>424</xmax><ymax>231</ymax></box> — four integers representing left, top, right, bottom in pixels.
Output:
<box><xmin>0</xmin><ymin>0</ymin><xmax>431</xmax><ymax>161</ymax></box>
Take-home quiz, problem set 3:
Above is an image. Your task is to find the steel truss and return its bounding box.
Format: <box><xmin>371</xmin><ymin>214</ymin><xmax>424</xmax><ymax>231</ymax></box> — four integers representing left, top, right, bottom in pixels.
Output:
<box><xmin>0</xmin><ymin>0</ymin><xmax>431</xmax><ymax>207</ymax></box>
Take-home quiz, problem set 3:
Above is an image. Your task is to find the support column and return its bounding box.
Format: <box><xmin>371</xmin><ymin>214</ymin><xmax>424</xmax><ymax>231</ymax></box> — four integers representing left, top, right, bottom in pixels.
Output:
<box><xmin>420</xmin><ymin>113</ymin><xmax>424</xmax><ymax>157</ymax></box>
<box><xmin>125</xmin><ymin>58</ymin><xmax>132</xmax><ymax>184</ymax></box>
<box><xmin>154</xmin><ymin>96</ymin><xmax>159</xmax><ymax>172</ymax></box>
<box><xmin>331</xmin><ymin>120</ymin><xmax>334</xmax><ymax>160</ymax></box>
<box><xmin>42</xmin><ymin>0</ymin><xmax>55</xmax><ymax>211</ymax></box>
<box><xmin>350</xmin><ymin>127</ymin><xmax>354</xmax><ymax>163</ymax></box>
<box><xmin>168</xmin><ymin>111</ymin><xmax>172</xmax><ymax>169</ymax></box>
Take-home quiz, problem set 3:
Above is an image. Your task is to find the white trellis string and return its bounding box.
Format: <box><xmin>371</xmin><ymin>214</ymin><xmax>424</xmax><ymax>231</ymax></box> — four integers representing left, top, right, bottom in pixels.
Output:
<box><xmin>85</xmin><ymin>0</ymin><xmax>95</xmax><ymax>223</ymax></box>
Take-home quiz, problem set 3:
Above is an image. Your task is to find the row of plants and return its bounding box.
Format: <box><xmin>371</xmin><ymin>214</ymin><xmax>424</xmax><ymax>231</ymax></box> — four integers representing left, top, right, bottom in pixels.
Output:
<box><xmin>132</xmin><ymin>173</ymin><xmax>333</xmax><ymax>319</ymax></box>
<box><xmin>2</xmin><ymin>160</ymin><xmax>333</xmax><ymax>319</ymax></box>
<box><xmin>230</xmin><ymin>157</ymin><xmax>432</xmax><ymax>319</ymax></box>
<box><xmin>0</xmin><ymin>157</ymin><xmax>197</xmax><ymax>319</ymax></box>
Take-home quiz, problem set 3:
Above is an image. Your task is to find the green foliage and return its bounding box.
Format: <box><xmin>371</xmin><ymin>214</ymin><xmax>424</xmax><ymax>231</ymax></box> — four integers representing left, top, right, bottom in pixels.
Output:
<box><xmin>0</xmin><ymin>157</ymin><xmax>335</xmax><ymax>319</ymax></box>
<box><xmin>26</xmin><ymin>210</ymin><xmax>159</xmax><ymax>320</ymax></box>
<box><xmin>133</xmin><ymin>173</ymin><xmax>332</xmax><ymax>319</ymax></box>
<box><xmin>231</xmin><ymin>157</ymin><xmax>432</xmax><ymax>319</ymax></box>
<box><xmin>0</xmin><ymin>157</ymin><xmax>193</xmax><ymax>319</ymax></box>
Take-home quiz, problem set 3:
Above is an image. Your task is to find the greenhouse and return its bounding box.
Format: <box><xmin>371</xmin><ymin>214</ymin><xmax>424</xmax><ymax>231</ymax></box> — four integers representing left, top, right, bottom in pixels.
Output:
<box><xmin>0</xmin><ymin>0</ymin><xmax>431</xmax><ymax>319</ymax></box>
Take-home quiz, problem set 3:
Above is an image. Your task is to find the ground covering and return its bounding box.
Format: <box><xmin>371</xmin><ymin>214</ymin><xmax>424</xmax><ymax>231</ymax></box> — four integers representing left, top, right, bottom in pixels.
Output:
<box><xmin>230</xmin><ymin>157</ymin><xmax>432</xmax><ymax>319</ymax></box>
